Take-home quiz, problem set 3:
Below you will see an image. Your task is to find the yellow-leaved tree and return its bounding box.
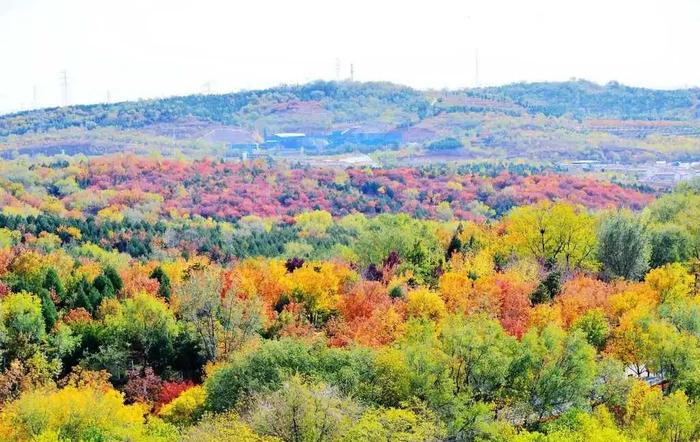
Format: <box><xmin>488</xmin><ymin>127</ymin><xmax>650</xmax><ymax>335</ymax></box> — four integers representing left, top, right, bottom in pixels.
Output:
<box><xmin>506</xmin><ymin>201</ymin><xmax>598</xmax><ymax>272</ymax></box>
<box><xmin>0</xmin><ymin>385</ymin><xmax>177</xmax><ymax>441</ymax></box>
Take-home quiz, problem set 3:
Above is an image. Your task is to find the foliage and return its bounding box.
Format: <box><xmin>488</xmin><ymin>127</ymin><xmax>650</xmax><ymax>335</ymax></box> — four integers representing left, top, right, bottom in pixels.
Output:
<box><xmin>0</xmin><ymin>385</ymin><xmax>176</xmax><ymax>441</ymax></box>
<box><xmin>0</xmin><ymin>150</ymin><xmax>698</xmax><ymax>439</ymax></box>
<box><xmin>343</xmin><ymin>403</ymin><xmax>446</xmax><ymax>442</ymax></box>
<box><xmin>247</xmin><ymin>376</ymin><xmax>360</xmax><ymax>442</ymax></box>
<box><xmin>159</xmin><ymin>385</ymin><xmax>206</xmax><ymax>425</ymax></box>
<box><xmin>507</xmin><ymin>201</ymin><xmax>598</xmax><ymax>272</ymax></box>
<box><xmin>597</xmin><ymin>211</ymin><xmax>650</xmax><ymax>280</ymax></box>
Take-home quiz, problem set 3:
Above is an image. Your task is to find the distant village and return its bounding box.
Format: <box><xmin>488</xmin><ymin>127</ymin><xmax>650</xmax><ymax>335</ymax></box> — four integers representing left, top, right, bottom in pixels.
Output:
<box><xmin>200</xmin><ymin>126</ymin><xmax>700</xmax><ymax>188</ymax></box>
<box><xmin>563</xmin><ymin>160</ymin><xmax>700</xmax><ymax>187</ymax></box>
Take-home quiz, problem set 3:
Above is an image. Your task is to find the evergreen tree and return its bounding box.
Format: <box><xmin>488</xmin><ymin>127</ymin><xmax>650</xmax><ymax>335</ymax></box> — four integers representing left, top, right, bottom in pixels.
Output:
<box><xmin>530</xmin><ymin>269</ymin><xmax>561</xmax><ymax>305</ymax></box>
<box><xmin>93</xmin><ymin>274</ymin><xmax>115</xmax><ymax>299</ymax></box>
<box><xmin>42</xmin><ymin>267</ymin><xmax>65</xmax><ymax>301</ymax></box>
<box><xmin>38</xmin><ymin>288</ymin><xmax>58</xmax><ymax>330</ymax></box>
<box><xmin>102</xmin><ymin>266</ymin><xmax>123</xmax><ymax>292</ymax></box>
<box><xmin>150</xmin><ymin>266</ymin><xmax>172</xmax><ymax>301</ymax></box>
<box><xmin>71</xmin><ymin>278</ymin><xmax>101</xmax><ymax>314</ymax></box>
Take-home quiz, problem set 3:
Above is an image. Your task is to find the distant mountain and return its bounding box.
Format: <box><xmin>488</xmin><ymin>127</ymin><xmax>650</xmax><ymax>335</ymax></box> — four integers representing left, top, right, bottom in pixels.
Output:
<box><xmin>0</xmin><ymin>81</ymin><xmax>429</xmax><ymax>137</ymax></box>
<box><xmin>2</xmin><ymin>80</ymin><xmax>700</xmax><ymax>163</ymax></box>
<box><xmin>477</xmin><ymin>80</ymin><xmax>700</xmax><ymax>120</ymax></box>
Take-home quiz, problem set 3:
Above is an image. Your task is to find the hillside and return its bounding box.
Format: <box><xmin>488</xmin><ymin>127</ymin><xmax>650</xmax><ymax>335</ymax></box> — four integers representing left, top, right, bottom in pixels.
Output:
<box><xmin>4</xmin><ymin>82</ymin><xmax>700</xmax><ymax>442</ymax></box>
<box><xmin>2</xmin><ymin>80</ymin><xmax>700</xmax><ymax>163</ymax></box>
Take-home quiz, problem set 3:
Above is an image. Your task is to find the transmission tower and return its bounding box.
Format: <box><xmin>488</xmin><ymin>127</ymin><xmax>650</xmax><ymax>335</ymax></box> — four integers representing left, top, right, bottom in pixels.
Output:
<box><xmin>59</xmin><ymin>70</ymin><xmax>68</xmax><ymax>106</ymax></box>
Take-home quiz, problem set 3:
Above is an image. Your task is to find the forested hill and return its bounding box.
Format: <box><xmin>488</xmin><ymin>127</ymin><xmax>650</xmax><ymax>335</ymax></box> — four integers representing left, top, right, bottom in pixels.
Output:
<box><xmin>4</xmin><ymin>80</ymin><xmax>700</xmax><ymax>164</ymax></box>
<box><xmin>2</xmin><ymin>80</ymin><xmax>699</xmax><ymax>137</ymax></box>
<box><xmin>0</xmin><ymin>82</ymin><xmax>430</xmax><ymax>137</ymax></box>
<box><xmin>478</xmin><ymin>80</ymin><xmax>700</xmax><ymax>120</ymax></box>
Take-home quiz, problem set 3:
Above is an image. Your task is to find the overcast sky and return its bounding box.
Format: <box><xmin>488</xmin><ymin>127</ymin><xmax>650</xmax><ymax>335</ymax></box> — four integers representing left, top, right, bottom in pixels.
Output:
<box><xmin>1</xmin><ymin>0</ymin><xmax>699</xmax><ymax>114</ymax></box>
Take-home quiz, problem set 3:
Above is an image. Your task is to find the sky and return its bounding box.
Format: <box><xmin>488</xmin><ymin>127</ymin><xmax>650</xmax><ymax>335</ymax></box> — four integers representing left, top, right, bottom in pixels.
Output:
<box><xmin>1</xmin><ymin>0</ymin><xmax>699</xmax><ymax>114</ymax></box>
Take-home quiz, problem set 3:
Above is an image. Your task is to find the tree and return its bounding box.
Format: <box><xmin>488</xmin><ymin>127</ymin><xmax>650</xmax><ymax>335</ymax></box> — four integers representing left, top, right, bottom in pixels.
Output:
<box><xmin>534</xmin><ymin>406</ymin><xmax>632</xmax><ymax>442</ymax></box>
<box><xmin>331</xmin><ymin>281</ymin><xmax>404</xmax><ymax>348</ymax></box>
<box><xmin>395</xmin><ymin>322</ymin><xmax>453</xmax><ymax>409</ymax></box>
<box><xmin>506</xmin><ymin>201</ymin><xmax>598</xmax><ymax>272</ymax></box>
<box><xmin>589</xmin><ymin>358</ymin><xmax>633</xmax><ymax>412</ymax></box>
<box><xmin>247</xmin><ymin>376</ymin><xmax>360</xmax><ymax>442</ymax></box>
<box><xmin>483</xmin><ymin>272</ymin><xmax>535</xmax><ymax>338</ymax></box>
<box><xmin>508</xmin><ymin>326</ymin><xmax>597</xmax><ymax>425</ymax></box>
<box><xmin>343</xmin><ymin>404</ymin><xmax>445</xmax><ymax>442</ymax></box>
<box><xmin>42</xmin><ymin>268</ymin><xmax>65</xmax><ymax>302</ymax></box>
<box><xmin>204</xmin><ymin>338</ymin><xmax>319</xmax><ymax>413</ymax></box>
<box><xmin>555</xmin><ymin>275</ymin><xmax>615</xmax><ymax>327</ymax></box>
<box><xmin>287</xmin><ymin>262</ymin><xmax>352</xmax><ymax>326</ymax></box>
<box><xmin>294</xmin><ymin>210</ymin><xmax>333</xmax><ymax>238</ymax></box>
<box><xmin>111</xmin><ymin>292</ymin><xmax>178</xmax><ymax>370</ymax></box>
<box><xmin>0</xmin><ymin>384</ymin><xmax>177</xmax><ymax>441</ymax></box>
<box><xmin>649</xmin><ymin>224</ymin><xmax>691</xmax><ymax>268</ymax></box>
<box><xmin>37</xmin><ymin>289</ymin><xmax>58</xmax><ymax>331</ymax></box>
<box><xmin>150</xmin><ymin>266</ymin><xmax>172</xmax><ymax>300</ymax></box>
<box><xmin>644</xmin><ymin>190</ymin><xmax>700</xmax><ymax>261</ymax></box>
<box><xmin>177</xmin><ymin>269</ymin><xmax>264</xmax><ymax>362</ymax></box>
<box><xmin>625</xmin><ymin>382</ymin><xmax>700</xmax><ymax>442</ymax></box>
<box><xmin>597</xmin><ymin>211</ymin><xmax>649</xmax><ymax>280</ymax></box>
<box><xmin>0</xmin><ymin>292</ymin><xmax>47</xmax><ymax>362</ymax></box>
<box><xmin>440</xmin><ymin>314</ymin><xmax>516</xmax><ymax>401</ymax></box>
<box><xmin>157</xmin><ymin>380</ymin><xmax>195</xmax><ymax>410</ymax></box>
<box><xmin>642</xmin><ymin>319</ymin><xmax>700</xmax><ymax>397</ymax></box>
<box><xmin>159</xmin><ymin>385</ymin><xmax>206</xmax><ymax>425</ymax></box>
<box><xmin>530</xmin><ymin>268</ymin><xmax>561</xmax><ymax>305</ymax></box>
<box><xmin>93</xmin><ymin>274</ymin><xmax>115</xmax><ymax>299</ymax></box>
<box><xmin>69</xmin><ymin>278</ymin><xmax>102</xmax><ymax>315</ymax></box>
<box><xmin>102</xmin><ymin>265</ymin><xmax>124</xmax><ymax>292</ymax></box>
<box><xmin>406</xmin><ymin>288</ymin><xmax>446</xmax><ymax>322</ymax></box>
<box><xmin>645</xmin><ymin>262</ymin><xmax>693</xmax><ymax>302</ymax></box>
<box><xmin>571</xmin><ymin>309</ymin><xmax>609</xmax><ymax>352</ymax></box>
<box><xmin>354</xmin><ymin>214</ymin><xmax>444</xmax><ymax>285</ymax></box>
<box><xmin>182</xmin><ymin>411</ymin><xmax>277</xmax><ymax>442</ymax></box>
<box><xmin>123</xmin><ymin>366</ymin><xmax>163</xmax><ymax>404</ymax></box>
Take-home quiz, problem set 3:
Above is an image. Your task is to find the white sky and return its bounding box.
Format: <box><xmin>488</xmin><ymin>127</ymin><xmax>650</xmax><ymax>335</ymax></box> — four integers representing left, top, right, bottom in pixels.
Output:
<box><xmin>1</xmin><ymin>0</ymin><xmax>699</xmax><ymax>114</ymax></box>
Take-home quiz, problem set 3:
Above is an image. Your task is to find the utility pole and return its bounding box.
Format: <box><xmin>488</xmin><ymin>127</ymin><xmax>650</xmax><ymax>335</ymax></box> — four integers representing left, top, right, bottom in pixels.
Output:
<box><xmin>59</xmin><ymin>70</ymin><xmax>68</xmax><ymax>106</ymax></box>
<box><xmin>350</xmin><ymin>63</ymin><xmax>354</xmax><ymax>82</ymax></box>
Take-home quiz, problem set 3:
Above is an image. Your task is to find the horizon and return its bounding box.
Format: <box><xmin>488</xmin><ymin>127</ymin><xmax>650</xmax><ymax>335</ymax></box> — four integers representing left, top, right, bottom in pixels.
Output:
<box><xmin>1</xmin><ymin>0</ymin><xmax>699</xmax><ymax>114</ymax></box>
<box><xmin>2</xmin><ymin>77</ymin><xmax>698</xmax><ymax>118</ymax></box>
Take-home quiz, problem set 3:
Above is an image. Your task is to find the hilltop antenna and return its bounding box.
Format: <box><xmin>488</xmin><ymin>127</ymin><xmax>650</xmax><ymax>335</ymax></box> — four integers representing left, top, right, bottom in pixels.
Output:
<box><xmin>59</xmin><ymin>70</ymin><xmax>69</xmax><ymax>106</ymax></box>
<box><xmin>465</xmin><ymin>15</ymin><xmax>481</xmax><ymax>88</ymax></box>
<box><xmin>335</xmin><ymin>58</ymin><xmax>341</xmax><ymax>80</ymax></box>
<box><xmin>350</xmin><ymin>63</ymin><xmax>355</xmax><ymax>82</ymax></box>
